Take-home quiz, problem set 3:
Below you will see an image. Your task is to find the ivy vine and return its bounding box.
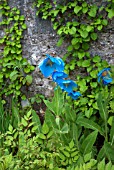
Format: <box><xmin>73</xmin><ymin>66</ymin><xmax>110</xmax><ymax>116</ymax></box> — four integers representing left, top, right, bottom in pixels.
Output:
<box><xmin>36</xmin><ymin>0</ymin><xmax>114</xmax><ymax>117</ymax></box>
<box><xmin>0</xmin><ymin>0</ymin><xmax>34</xmax><ymax>99</ymax></box>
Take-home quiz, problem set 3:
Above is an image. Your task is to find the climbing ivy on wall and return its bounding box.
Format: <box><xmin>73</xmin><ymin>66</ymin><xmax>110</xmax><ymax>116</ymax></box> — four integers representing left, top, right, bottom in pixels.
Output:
<box><xmin>36</xmin><ymin>0</ymin><xmax>114</xmax><ymax>117</ymax></box>
<box><xmin>0</xmin><ymin>0</ymin><xmax>34</xmax><ymax>99</ymax></box>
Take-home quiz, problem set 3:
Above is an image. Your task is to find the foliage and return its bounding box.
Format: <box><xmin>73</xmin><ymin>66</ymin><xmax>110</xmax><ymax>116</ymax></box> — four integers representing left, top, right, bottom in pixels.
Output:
<box><xmin>36</xmin><ymin>0</ymin><xmax>114</xmax><ymax>117</ymax></box>
<box><xmin>0</xmin><ymin>0</ymin><xmax>34</xmax><ymax>98</ymax></box>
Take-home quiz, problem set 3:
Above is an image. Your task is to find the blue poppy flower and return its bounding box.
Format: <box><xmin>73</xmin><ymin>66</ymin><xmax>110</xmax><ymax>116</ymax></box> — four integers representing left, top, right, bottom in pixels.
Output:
<box><xmin>38</xmin><ymin>54</ymin><xmax>65</xmax><ymax>77</ymax></box>
<box><xmin>58</xmin><ymin>79</ymin><xmax>78</xmax><ymax>93</ymax></box>
<box><xmin>52</xmin><ymin>71</ymin><xmax>68</xmax><ymax>83</ymax></box>
<box><xmin>98</xmin><ymin>68</ymin><xmax>112</xmax><ymax>85</ymax></box>
<box><xmin>68</xmin><ymin>91</ymin><xmax>81</xmax><ymax>100</ymax></box>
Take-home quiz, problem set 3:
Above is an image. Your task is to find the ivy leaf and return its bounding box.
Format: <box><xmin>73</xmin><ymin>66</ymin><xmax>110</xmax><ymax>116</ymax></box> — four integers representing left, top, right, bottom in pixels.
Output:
<box><xmin>25</xmin><ymin>75</ymin><xmax>33</xmax><ymax>85</ymax></box>
<box><xmin>108</xmin><ymin>9</ymin><xmax>114</xmax><ymax>19</ymax></box>
<box><xmin>82</xmin><ymin>60</ymin><xmax>90</xmax><ymax>67</ymax></box>
<box><xmin>91</xmin><ymin>33</ymin><xmax>97</xmax><ymax>40</ymax></box>
<box><xmin>69</xmin><ymin>26</ymin><xmax>76</xmax><ymax>35</ymax></box>
<box><xmin>88</xmin><ymin>5</ymin><xmax>98</xmax><ymax>17</ymax></box>
<box><xmin>57</xmin><ymin>37</ymin><xmax>64</xmax><ymax>47</ymax></box>
<box><xmin>80</xmin><ymin>30</ymin><xmax>88</xmax><ymax>38</ymax></box>
<box><xmin>22</xmin><ymin>24</ymin><xmax>27</xmax><ymax>29</ymax></box>
<box><xmin>74</xmin><ymin>6</ymin><xmax>82</xmax><ymax>14</ymax></box>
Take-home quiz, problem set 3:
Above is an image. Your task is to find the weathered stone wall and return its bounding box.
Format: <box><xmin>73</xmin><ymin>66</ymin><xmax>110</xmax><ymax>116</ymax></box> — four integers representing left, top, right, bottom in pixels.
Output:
<box><xmin>0</xmin><ymin>0</ymin><xmax>114</xmax><ymax>97</ymax></box>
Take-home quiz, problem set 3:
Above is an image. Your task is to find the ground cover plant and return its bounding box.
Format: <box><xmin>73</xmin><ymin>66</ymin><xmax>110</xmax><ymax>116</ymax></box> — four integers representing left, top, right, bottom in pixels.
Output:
<box><xmin>0</xmin><ymin>0</ymin><xmax>114</xmax><ymax>170</ymax></box>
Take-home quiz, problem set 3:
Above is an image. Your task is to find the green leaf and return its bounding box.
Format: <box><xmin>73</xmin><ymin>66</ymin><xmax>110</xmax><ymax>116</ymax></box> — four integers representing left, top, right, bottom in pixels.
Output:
<box><xmin>42</xmin><ymin>122</ymin><xmax>49</xmax><ymax>134</ymax></box>
<box><xmin>21</xmin><ymin>118</ymin><xmax>28</xmax><ymax>127</ymax></box>
<box><xmin>82</xmin><ymin>60</ymin><xmax>90</xmax><ymax>67</ymax></box>
<box><xmin>97</xmin><ymin>158</ymin><xmax>105</xmax><ymax>170</ymax></box>
<box><xmin>69</xmin><ymin>26</ymin><xmax>76</xmax><ymax>35</ymax></box>
<box><xmin>67</xmin><ymin>45</ymin><xmax>73</xmax><ymax>52</ymax></box>
<box><xmin>45</xmin><ymin>110</ymin><xmax>57</xmax><ymax>130</ymax></box>
<box><xmin>8</xmin><ymin>124</ymin><xmax>13</xmax><ymax>132</ymax></box>
<box><xmin>74</xmin><ymin>6</ymin><xmax>82</xmax><ymax>14</ymax></box>
<box><xmin>26</xmin><ymin>75</ymin><xmax>33</xmax><ymax>85</ymax></box>
<box><xmin>93</xmin><ymin>56</ymin><xmax>101</xmax><ymax>63</ymax></box>
<box><xmin>80</xmin><ymin>30</ymin><xmax>88</xmax><ymax>38</ymax></box>
<box><xmin>78</xmin><ymin>52</ymin><xmax>85</xmax><ymax>59</ymax></box>
<box><xmin>22</xmin><ymin>23</ymin><xmax>27</xmax><ymax>29</ymax></box>
<box><xmin>90</xmin><ymin>70</ymin><xmax>98</xmax><ymax>78</ymax></box>
<box><xmin>14</xmin><ymin>15</ymin><xmax>19</xmax><ymax>20</ymax></box>
<box><xmin>88</xmin><ymin>5</ymin><xmax>97</xmax><ymax>17</ymax></box>
<box><xmin>38</xmin><ymin>133</ymin><xmax>46</xmax><ymax>139</ymax></box>
<box><xmin>105</xmin><ymin>161</ymin><xmax>112</xmax><ymax>170</ymax></box>
<box><xmin>86</xmin><ymin>25</ymin><xmax>94</xmax><ymax>32</ymax></box>
<box><xmin>71</xmin><ymin>38</ymin><xmax>79</xmax><ymax>45</ymax></box>
<box><xmin>69</xmin><ymin>140</ymin><xmax>74</xmax><ymax>149</ymax></box>
<box><xmin>81</xmin><ymin>131</ymin><xmax>98</xmax><ymax>154</ymax></box>
<box><xmin>102</xmin><ymin>19</ymin><xmax>108</xmax><ymax>26</ymax></box>
<box><xmin>97</xmin><ymin>93</ymin><xmax>107</xmax><ymax>121</ymax></box>
<box><xmin>104</xmin><ymin>141</ymin><xmax>114</xmax><ymax>162</ymax></box>
<box><xmin>76</xmin><ymin>117</ymin><xmax>104</xmax><ymax>136</ymax></box>
<box><xmin>10</xmin><ymin>71</ymin><xmax>18</xmax><ymax>80</ymax></box>
<box><xmin>97</xmin><ymin>145</ymin><xmax>105</xmax><ymax>161</ymax></box>
<box><xmin>56</xmin><ymin>37</ymin><xmax>64</xmax><ymax>46</ymax></box>
<box><xmin>84</xmin><ymin>152</ymin><xmax>92</xmax><ymax>162</ymax></box>
<box><xmin>32</xmin><ymin>110</ymin><xmax>41</xmax><ymax>133</ymax></box>
<box><xmin>60</xmin><ymin>123</ymin><xmax>69</xmax><ymax>134</ymax></box>
<box><xmin>91</xmin><ymin>33</ymin><xmax>97</xmax><ymax>40</ymax></box>
<box><xmin>108</xmin><ymin>9</ymin><xmax>114</xmax><ymax>19</ymax></box>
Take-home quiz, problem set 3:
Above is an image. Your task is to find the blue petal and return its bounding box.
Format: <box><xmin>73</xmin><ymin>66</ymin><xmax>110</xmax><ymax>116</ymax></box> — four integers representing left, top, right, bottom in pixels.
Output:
<box><xmin>68</xmin><ymin>91</ymin><xmax>81</xmax><ymax>100</ymax></box>
<box><xmin>103</xmin><ymin>77</ymin><xmax>112</xmax><ymax>85</ymax></box>
<box><xmin>58</xmin><ymin>80</ymin><xmax>78</xmax><ymax>93</ymax></box>
<box><xmin>97</xmin><ymin>68</ymin><xmax>111</xmax><ymax>77</ymax></box>
<box><xmin>52</xmin><ymin>71</ymin><xmax>68</xmax><ymax>83</ymax></box>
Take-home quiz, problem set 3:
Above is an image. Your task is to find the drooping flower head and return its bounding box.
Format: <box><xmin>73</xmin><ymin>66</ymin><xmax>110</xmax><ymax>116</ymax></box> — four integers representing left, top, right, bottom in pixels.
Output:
<box><xmin>52</xmin><ymin>71</ymin><xmax>68</xmax><ymax>83</ymax></box>
<box><xmin>58</xmin><ymin>79</ymin><xmax>78</xmax><ymax>93</ymax></box>
<box><xmin>38</xmin><ymin>54</ymin><xmax>65</xmax><ymax>77</ymax></box>
<box><xmin>98</xmin><ymin>68</ymin><xmax>112</xmax><ymax>85</ymax></box>
<box><xmin>68</xmin><ymin>91</ymin><xmax>81</xmax><ymax>100</ymax></box>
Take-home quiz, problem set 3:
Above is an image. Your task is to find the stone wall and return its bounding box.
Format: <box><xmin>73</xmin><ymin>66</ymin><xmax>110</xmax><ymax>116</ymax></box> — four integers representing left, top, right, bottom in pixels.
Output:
<box><xmin>0</xmin><ymin>0</ymin><xmax>114</xmax><ymax>97</ymax></box>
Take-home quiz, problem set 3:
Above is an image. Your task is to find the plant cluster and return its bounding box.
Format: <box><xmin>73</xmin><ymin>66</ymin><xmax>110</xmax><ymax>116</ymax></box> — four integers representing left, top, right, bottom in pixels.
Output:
<box><xmin>0</xmin><ymin>85</ymin><xmax>114</xmax><ymax>169</ymax></box>
<box><xmin>0</xmin><ymin>0</ymin><xmax>34</xmax><ymax>99</ymax></box>
<box><xmin>36</xmin><ymin>0</ymin><xmax>114</xmax><ymax>116</ymax></box>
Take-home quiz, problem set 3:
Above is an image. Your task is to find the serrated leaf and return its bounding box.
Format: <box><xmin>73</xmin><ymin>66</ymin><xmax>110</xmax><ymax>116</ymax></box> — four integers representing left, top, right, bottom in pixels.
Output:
<box><xmin>81</xmin><ymin>131</ymin><xmax>98</xmax><ymax>154</ymax></box>
<box><xmin>76</xmin><ymin>117</ymin><xmax>104</xmax><ymax>136</ymax></box>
